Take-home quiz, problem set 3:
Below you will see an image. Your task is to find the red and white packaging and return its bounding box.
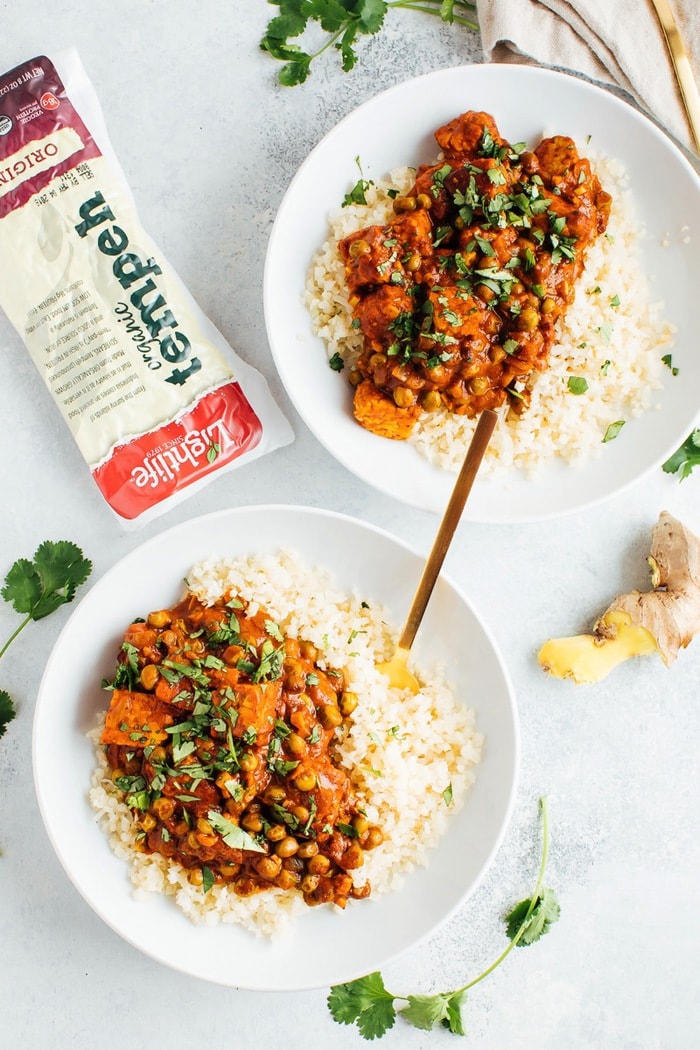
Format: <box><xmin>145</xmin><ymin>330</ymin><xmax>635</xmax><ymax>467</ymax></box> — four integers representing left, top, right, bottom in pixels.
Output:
<box><xmin>0</xmin><ymin>50</ymin><xmax>293</xmax><ymax>524</ymax></box>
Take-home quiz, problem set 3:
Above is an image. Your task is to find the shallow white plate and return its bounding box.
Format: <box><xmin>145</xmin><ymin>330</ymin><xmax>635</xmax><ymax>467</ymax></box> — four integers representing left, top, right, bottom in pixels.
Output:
<box><xmin>33</xmin><ymin>505</ymin><xmax>518</xmax><ymax>991</ymax></box>
<box><xmin>264</xmin><ymin>65</ymin><xmax>700</xmax><ymax>521</ymax></box>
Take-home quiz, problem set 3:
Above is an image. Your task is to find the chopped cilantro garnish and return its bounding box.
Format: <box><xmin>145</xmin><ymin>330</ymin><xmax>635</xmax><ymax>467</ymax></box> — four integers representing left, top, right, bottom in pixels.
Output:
<box><xmin>661</xmin><ymin>353</ymin><xmax>679</xmax><ymax>376</ymax></box>
<box><xmin>603</xmin><ymin>420</ymin><xmax>625</xmax><ymax>443</ymax></box>
<box><xmin>268</xmin><ymin>757</ymin><xmax>300</xmax><ymax>776</ymax></box>
<box><xmin>596</xmin><ymin>323</ymin><xmax>614</xmax><ymax>345</ymax></box>
<box><xmin>208</xmin><ymin>810</ymin><xmax>266</xmax><ymax>853</ymax></box>
<box><xmin>342</xmin><ymin>157</ymin><xmax>373</xmax><ymax>207</ymax></box>
<box><xmin>337</xmin><ymin>821</ymin><xmax>359</xmax><ymax>838</ymax></box>
<box><xmin>567</xmin><ymin>376</ymin><xmax>588</xmax><ymax>395</ymax></box>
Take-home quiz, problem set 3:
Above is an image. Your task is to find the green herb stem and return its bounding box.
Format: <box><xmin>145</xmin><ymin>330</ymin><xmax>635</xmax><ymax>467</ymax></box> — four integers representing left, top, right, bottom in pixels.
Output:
<box><xmin>394</xmin><ymin>0</ymin><xmax>478</xmax><ymax>9</ymax></box>
<box><xmin>389</xmin><ymin>0</ymin><xmax>478</xmax><ymax>29</ymax></box>
<box><xmin>309</xmin><ymin>24</ymin><xmax>347</xmax><ymax>61</ymax></box>
<box><xmin>458</xmin><ymin>796</ymin><xmax>550</xmax><ymax>992</ymax></box>
<box><xmin>0</xmin><ymin>614</ymin><xmax>32</xmax><ymax>661</ymax></box>
<box><xmin>389</xmin><ymin>796</ymin><xmax>551</xmax><ymax>1008</ymax></box>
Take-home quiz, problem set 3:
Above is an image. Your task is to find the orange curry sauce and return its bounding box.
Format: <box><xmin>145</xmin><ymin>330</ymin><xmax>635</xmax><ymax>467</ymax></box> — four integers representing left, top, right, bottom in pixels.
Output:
<box><xmin>339</xmin><ymin>110</ymin><xmax>612</xmax><ymax>439</ymax></box>
<box><xmin>101</xmin><ymin>593</ymin><xmax>381</xmax><ymax>907</ymax></box>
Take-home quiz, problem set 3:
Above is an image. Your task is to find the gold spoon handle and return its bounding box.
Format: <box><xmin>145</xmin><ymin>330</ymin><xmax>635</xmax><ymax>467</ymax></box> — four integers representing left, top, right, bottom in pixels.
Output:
<box><xmin>650</xmin><ymin>0</ymin><xmax>700</xmax><ymax>153</ymax></box>
<box><xmin>397</xmin><ymin>408</ymin><xmax>498</xmax><ymax>652</ymax></box>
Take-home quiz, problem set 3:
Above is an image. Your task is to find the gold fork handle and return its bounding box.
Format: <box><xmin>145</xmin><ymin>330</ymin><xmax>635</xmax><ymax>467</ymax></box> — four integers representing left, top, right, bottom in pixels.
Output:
<box><xmin>650</xmin><ymin>0</ymin><xmax>700</xmax><ymax>153</ymax></box>
<box><xmin>397</xmin><ymin>408</ymin><xmax>498</xmax><ymax>652</ymax></box>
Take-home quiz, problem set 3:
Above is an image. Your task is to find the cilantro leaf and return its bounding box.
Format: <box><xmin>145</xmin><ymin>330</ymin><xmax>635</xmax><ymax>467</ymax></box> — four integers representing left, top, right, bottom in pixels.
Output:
<box><xmin>400</xmin><ymin>992</ymin><xmax>453</xmax><ymax>1031</ymax></box>
<box><xmin>207</xmin><ymin>810</ymin><xmax>266</xmax><ymax>853</ymax></box>
<box><xmin>2</xmin><ymin>541</ymin><xmax>92</xmax><ymax>620</ymax></box>
<box><xmin>278</xmin><ymin>57</ymin><xmax>313</xmax><ymax>87</ymax></box>
<box><xmin>358</xmin><ymin>997</ymin><xmax>397</xmax><ymax>1040</ymax></box>
<box><xmin>442</xmin><ymin>989</ymin><xmax>467</xmax><ymax>1035</ymax></box>
<box><xmin>1</xmin><ymin>559</ymin><xmax>40</xmax><ymax>618</ymax></box>
<box><xmin>338</xmin><ymin>23</ymin><xmax>360</xmax><ymax>71</ymax></box>
<box><xmin>399</xmin><ymin>988</ymin><xmax>467</xmax><ymax>1033</ymax></box>
<box><xmin>662</xmin><ymin>428</ymin><xmax>700</xmax><ymax>481</ymax></box>
<box><xmin>261</xmin><ymin>0</ymin><xmax>307</xmax><ymax>37</ymax></box>
<box><xmin>264</xmin><ymin>619</ymin><xmax>284</xmax><ymax>643</ymax></box>
<box><xmin>342</xmin><ymin>179</ymin><xmax>369</xmax><ymax>206</ymax></box>
<box><xmin>355</xmin><ymin>0</ymin><xmax>387</xmax><ymax>34</ymax></box>
<box><xmin>318</xmin><ymin>0</ymin><xmax>353</xmax><ymax>31</ymax></box>
<box><xmin>0</xmin><ymin>690</ymin><xmax>16</xmax><ymax>739</ymax></box>
<box><xmin>328</xmin><ymin>971</ymin><xmax>396</xmax><ymax>1038</ymax></box>
<box><xmin>328</xmin><ymin>982</ymin><xmax>369</xmax><ymax>1026</ymax></box>
<box><xmin>504</xmin><ymin>886</ymin><xmax>561</xmax><ymax>945</ymax></box>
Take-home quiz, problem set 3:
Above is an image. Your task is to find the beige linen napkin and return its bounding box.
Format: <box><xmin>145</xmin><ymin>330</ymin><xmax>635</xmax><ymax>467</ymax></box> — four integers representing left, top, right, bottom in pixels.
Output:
<box><xmin>477</xmin><ymin>0</ymin><xmax>699</xmax><ymax>151</ymax></box>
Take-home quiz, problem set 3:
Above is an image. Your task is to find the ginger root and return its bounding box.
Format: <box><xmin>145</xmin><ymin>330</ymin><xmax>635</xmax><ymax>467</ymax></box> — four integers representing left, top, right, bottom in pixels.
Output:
<box><xmin>538</xmin><ymin>511</ymin><xmax>700</xmax><ymax>684</ymax></box>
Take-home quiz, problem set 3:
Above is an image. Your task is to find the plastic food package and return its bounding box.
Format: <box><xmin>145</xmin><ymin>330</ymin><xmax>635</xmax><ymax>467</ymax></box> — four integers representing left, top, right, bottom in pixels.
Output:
<box><xmin>0</xmin><ymin>49</ymin><xmax>293</xmax><ymax>524</ymax></box>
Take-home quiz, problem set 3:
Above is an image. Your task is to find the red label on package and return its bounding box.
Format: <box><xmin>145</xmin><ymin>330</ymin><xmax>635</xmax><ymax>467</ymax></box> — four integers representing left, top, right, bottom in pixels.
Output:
<box><xmin>93</xmin><ymin>381</ymin><xmax>263</xmax><ymax>520</ymax></box>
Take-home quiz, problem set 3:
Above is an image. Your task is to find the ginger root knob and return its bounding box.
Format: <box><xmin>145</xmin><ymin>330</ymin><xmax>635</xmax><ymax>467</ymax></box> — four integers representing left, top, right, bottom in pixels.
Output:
<box><xmin>538</xmin><ymin>511</ymin><xmax>700</xmax><ymax>684</ymax></box>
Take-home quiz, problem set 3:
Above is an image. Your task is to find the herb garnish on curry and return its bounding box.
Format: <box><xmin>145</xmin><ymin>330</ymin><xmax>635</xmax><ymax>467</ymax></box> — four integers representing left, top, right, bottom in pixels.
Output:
<box><xmin>100</xmin><ymin>592</ymin><xmax>382</xmax><ymax>907</ymax></box>
<box><xmin>339</xmin><ymin>110</ymin><xmax>612</xmax><ymax>438</ymax></box>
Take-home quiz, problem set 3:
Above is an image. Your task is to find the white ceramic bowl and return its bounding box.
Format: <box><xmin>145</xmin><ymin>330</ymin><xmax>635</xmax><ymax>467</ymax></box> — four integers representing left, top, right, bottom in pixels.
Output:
<box><xmin>264</xmin><ymin>64</ymin><xmax>700</xmax><ymax>521</ymax></box>
<box><xmin>32</xmin><ymin>505</ymin><xmax>519</xmax><ymax>991</ymax></box>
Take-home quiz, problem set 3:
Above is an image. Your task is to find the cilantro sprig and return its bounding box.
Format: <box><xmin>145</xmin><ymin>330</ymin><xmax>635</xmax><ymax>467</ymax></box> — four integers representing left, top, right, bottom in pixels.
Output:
<box><xmin>328</xmin><ymin>796</ymin><xmax>558</xmax><ymax>1039</ymax></box>
<box><xmin>662</xmin><ymin>428</ymin><xmax>700</xmax><ymax>481</ymax></box>
<box><xmin>260</xmin><ymin>0</ymin><xmax>478</xmax><ymax>86</ymax></box>
<box><xmin>0</xmin><ymin>541</ymin><xmax>92</xmax><ymax>736</ymax></box>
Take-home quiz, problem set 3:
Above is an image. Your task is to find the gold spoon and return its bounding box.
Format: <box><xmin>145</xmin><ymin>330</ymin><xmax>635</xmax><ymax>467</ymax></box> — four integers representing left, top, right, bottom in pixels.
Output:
<box><xmin>650</xmin><ymin>0</ymin><xmax>700</xmax><ymax>153</ymax></box>
<box><xmin>377</xmin><ymin>409</ymin><xmax>498</xmax><ymax>692</ymax></box>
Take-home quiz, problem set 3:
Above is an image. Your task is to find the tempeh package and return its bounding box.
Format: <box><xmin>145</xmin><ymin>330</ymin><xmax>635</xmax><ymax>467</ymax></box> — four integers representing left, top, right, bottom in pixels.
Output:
<box><xmin>0</xmin><ymin>49</ymin><xmax>293</xmax><ymax>524</ymax></box>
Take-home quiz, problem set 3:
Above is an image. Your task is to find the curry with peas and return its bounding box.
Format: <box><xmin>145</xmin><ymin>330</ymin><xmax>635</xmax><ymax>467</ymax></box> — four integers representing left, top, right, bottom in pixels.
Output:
<box><xmin>339</xmin><ymin>110</ymin><xmax>612</xmax><ymax>438</ymax></box>
<box><xmin>101</xmin><ymin>592</ymin><xmax>381</xmax><ymax>908</ymax></box>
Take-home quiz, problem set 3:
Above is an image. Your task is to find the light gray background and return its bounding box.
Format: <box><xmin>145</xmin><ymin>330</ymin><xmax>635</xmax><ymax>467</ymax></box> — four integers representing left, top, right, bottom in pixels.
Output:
<box><xmin>1</xmin><ymin>3</ymin><xmax>698</xmax><ymax>1048</ymax></box>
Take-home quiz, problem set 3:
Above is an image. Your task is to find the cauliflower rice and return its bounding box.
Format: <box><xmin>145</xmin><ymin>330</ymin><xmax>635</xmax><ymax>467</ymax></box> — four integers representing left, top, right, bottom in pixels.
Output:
<box><xmin>88</xmin><ymin>550</ymin><xmax>482</xmax><ymax>937</ymax></box>
<box><xmin>304</xmin><ymin>155</ymin><xmax>675</xmax><ymax>474</ymax></box>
